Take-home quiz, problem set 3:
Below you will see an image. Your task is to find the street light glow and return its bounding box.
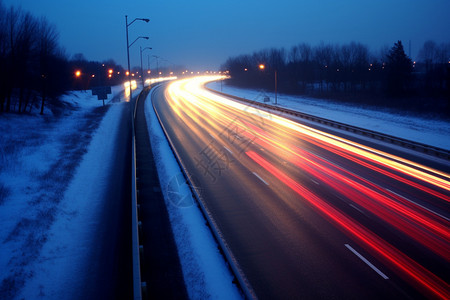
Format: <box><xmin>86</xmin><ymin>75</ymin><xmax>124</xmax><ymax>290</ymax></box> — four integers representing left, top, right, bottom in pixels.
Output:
<box><xmin>259</xmin><ymin>64</ymin><xmax>265</xmax><ymax>70</ymax></box>
<box><xmin>75</xmin><ymin>70</ymin><xmax>81</xmax><ymax>77</ymax></box>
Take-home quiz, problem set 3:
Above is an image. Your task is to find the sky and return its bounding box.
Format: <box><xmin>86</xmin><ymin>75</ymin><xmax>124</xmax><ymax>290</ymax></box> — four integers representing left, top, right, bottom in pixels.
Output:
<box><xmin>2</xmin><ymin>0</ymin><xmax>450</xmax><ymax>71</ymax></box>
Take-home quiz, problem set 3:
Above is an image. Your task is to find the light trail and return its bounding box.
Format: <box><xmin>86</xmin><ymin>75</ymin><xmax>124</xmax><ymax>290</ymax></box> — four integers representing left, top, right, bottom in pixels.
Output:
<box><xmin>246</xmin><ymin>150</ymin><xmax>449</xmax><ymax>299</ymax></box>
<box><xmin>173</xmin><ymin>77</ymin><xmax>450</xmax><ymax>194</ymax></box>
<box><xmin>238</xmin><ymin>119</ymin><xmax>450</xmax><ymax>259</ymax></box>
<box><xmin>163</xmin><ymin>76</ymin><xmax>450</xmax><ymax>298</ymax></box>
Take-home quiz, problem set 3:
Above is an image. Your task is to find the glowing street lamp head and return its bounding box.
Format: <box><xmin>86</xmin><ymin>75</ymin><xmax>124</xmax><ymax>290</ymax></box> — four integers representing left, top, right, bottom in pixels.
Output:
<box><xmin>259</xmin><ymin>64</ymin><xmax>265</xmax><ymax>70</ymax></box>
<box><xmin>75</xmin><ymin>70</ymin><xmax>81</xmax><ymax>77</ymax></box>
<box><xmin>126</xmin><ymin>71</ymin><xmax>130</xmax><ymax>76</ymax></box>
<box><xmin>108</xmin><ymin>69</ymin><xmax>113</xmax><ymax>74</ymax></box>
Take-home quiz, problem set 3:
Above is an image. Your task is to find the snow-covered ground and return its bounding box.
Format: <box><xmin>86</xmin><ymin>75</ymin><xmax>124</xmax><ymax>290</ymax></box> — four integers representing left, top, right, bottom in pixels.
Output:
<box><xmin>0</xmin><ymin>86</ymin><xmax>129</xmax><ymax>299</ymax></box>
<box><xmin>207</xmin><ymin>81</ymin><xmax>450</xmax><ymax>151</ymax></box>
<box><xmin>144</xmin><ymin>86</ymin><xmax>242</xmax><ymax>300</ymax></box>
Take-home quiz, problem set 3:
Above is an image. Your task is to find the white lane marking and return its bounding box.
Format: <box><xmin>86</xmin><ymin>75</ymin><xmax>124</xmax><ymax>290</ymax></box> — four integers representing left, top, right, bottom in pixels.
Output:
<box><xmin>386</xmin><ymin>189</ymin><xmax>449</xmax><ymax>222</ymax></box>
<box><xmin>345</xmin><ymin>244</ymin><xmax>389</xmax><ymax>280</ymax></box>
<box><xmin>311</xmin><ymin>179</ymin><xmax>320</xmax><ymax>185</ymax></box>
<box><xmin>253</xmin><ymin>172</ymin><xmax>269</xmax><ymax>186</ymax></box>
<box><xmin>224</xmin><ymin>146</ymin><xmax>233</xmax><ymax>155</ymax></box>
<box><xmin>349</xmin><ymin>203</ymin><xmax>366</xmax><ymax>215</ymax></box>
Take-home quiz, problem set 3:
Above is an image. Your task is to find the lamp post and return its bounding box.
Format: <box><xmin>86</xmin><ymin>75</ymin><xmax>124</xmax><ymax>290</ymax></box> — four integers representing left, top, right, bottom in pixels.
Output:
<box><xmin>125</xmin><ymin>15</ymin><xmax>149</xmax><ymax>102</ymax></box>
<box><xmin>258</xmin><ymin>64</ymin><xmax>277</xmax><ymax>104</ymax></box>
<box><xmin>153</xmin><ymin>55</ymin><xmax>160</xmax><ymax>77</ymax></box>
<box><xmin>140</xmin><ymin>46</ymin><xmax>152</xmax><ymax>88</ymax></box>
<box><xmin>274</xmin><ymin>70</ymin><xmax>278</xmax><ymax>105</ymax></box>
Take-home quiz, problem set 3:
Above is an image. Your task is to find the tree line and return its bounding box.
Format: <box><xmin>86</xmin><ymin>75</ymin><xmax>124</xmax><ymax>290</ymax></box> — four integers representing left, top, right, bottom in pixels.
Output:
<box><xmin>0</xmin><ymin>2</ymin><xmax>127</xmax><ymax>115</ymax></box>
<box><xmin>0</xmin><ymin>2</ymin><xmax>69</xmax><ymax>114</ymax></box>
<box><xmin>222</xmin><ymin>40</ymin><xmax>450</xmax><ymax>115</ymax></box>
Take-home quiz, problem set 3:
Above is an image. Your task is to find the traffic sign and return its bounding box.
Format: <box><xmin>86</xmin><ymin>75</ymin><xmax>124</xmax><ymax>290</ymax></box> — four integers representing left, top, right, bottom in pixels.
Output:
<box><xmin>91</xmin><ymin>86</ymin><xmax>112</xmax><ymax>100</ymax></box>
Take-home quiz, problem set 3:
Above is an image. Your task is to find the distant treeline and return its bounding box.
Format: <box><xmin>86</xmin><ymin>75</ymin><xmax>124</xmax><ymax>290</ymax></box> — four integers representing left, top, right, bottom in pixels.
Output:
<box><xmin>222</xmin><ymin>40</ymin><xmax>450</xmax><ymax>115</ymax></box>
<box><xmin>0</xmin><ymin>2</ymin><xmax>126</xmax><ymax>115</ymax></box>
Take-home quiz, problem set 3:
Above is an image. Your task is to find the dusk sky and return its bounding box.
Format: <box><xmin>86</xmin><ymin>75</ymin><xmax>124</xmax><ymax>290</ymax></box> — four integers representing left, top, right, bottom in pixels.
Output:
<box><xmin>3</xmin><ymin>0</ymin><xmax>450</xmax><ymax>70</ymax></box>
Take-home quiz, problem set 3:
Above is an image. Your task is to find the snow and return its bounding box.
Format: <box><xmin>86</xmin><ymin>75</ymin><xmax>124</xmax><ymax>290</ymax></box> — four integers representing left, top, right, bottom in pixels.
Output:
<box><xmin>207</xmin><ymin>81</ymin><xmax>450</xmax><ymax>151</ymax></box>
<box><xmin>0</xmin><ymin>86</ymin><xmax>129</xmax><ymax>299</ymax></box>
<box><xmin>144</xmin><ymin>86</ymin><xmax>242</xmax><ymax>300</ymax></box>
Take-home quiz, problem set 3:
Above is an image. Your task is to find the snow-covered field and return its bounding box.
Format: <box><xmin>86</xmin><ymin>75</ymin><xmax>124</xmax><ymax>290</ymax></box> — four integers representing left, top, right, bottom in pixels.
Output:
<box><xmin>0</xmin><ymin>86</ymin><xmax>127</xmax><ymax>299</ymax></box>
<box><xmin>207</xmin><ymin>81</ymin><xmax>450</xmax><ymax>151</ymax></box>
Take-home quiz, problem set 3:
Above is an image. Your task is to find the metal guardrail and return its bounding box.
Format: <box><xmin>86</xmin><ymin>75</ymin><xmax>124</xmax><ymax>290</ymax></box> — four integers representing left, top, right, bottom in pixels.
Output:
<box><xmin>150</xmin><ymin>84</ymin><xmax>257</xmax><ymax>299</ymax></box>
<box><xmin>205</xmin><ymin>86</ymin><xmax>450</xmax><ymax>161</ymax></box>
<box><xmin>131</xmin><ymin>87</ymin><xmax>151</xmax><ymax>300</ymax></box>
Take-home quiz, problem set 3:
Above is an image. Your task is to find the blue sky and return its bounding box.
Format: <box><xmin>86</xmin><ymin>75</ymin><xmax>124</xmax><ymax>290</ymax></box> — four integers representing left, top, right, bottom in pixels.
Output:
<box><xmin>3</xmin><ymin>0</ymin><xmax>450</xmax><ymax>70</ymax></box>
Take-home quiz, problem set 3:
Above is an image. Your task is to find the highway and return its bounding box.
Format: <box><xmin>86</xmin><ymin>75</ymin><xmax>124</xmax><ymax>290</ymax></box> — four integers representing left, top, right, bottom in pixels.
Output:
<box><xmin>152</xmin><ymin>76</ymin><xmax>450</xmax><ymax>299</ymax></box>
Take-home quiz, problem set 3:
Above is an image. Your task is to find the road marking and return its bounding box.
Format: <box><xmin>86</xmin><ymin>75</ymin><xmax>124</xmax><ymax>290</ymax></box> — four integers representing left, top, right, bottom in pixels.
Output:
<box><xmin>253</xmin><ymin>172</ymin><xmax>269</xmax><ymax>185</ymax></box>
<box><xmin>345</xmin><ymin>244</ymin><xmax>389</xmax><ymax>280</ymax></box>
<box><xmin>224</xmin><ymin>146</ymin><xmax>233</xmax><ymax>155</ymax></box>
<box><xmin>311</xmin><ymin>179</ymin><xmax>320</xmax><ymax>185</ymax></box>
<box><xmin>386</xmin><ymin>189</ymin><xmax>449</xmax><ymax>222</ymax></box>
<box><xmin>349</xmin><ymin>203</ymin><xmax>366</xmax><ymax>215</ymax></box>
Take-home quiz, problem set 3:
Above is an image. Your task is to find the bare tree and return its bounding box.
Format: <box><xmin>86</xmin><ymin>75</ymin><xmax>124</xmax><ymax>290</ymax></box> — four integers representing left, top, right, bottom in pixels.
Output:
<box><xmin>0</xmin><ymin>1</ymin><xmax>8</xmax><ymax>112</ymax></box>
<box><xmin>36</xmin><ymin>17</ymin><xmax>60</xmax><ymax>115</ymax></box>
<box><xmin>15</xmin><ymin>11</ymin><xmax>38</xmax><ymax>112</ymax></box>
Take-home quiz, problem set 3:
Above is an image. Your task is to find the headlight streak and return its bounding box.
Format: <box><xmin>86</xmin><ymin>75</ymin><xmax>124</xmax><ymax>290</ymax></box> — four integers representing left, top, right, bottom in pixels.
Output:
<box><xmin>245</xmin><ymin>150</ymin><xmax>449</xmax><ymax>300</ymax></box>
<box><xmin>191</xmin><ymin>80</ymin><xmax>450</xmax><ymax>194</ymax></box>
<box><xmin>238</xmin><ymin>119</ymin><xmax>449</xmax><ymax>259</ymax></box>
<box><xmin>165</xmin><ymin>76</ymin><xmax>450</xmax><ymax>299</ymax></box>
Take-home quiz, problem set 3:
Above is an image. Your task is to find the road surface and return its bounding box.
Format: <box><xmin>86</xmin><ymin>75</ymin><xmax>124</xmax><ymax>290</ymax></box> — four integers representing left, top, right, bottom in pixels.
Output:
<box><xmin>152</xmin><ymin>76</ymin><xmax>450</xmax><ymax>299</ymax></box>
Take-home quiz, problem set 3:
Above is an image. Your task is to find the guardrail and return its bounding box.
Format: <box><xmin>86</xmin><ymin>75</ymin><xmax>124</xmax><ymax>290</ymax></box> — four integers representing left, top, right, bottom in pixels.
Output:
<box><xmin>131</xmin><ymin>87</ymin><xmax>151</xmax><ymax>300</ymax></box>
<box><xmin>205</xmin><ymin>86</ymin><xmax>450</xmax><ymax>161</ymax></box>
<box><xmin>150</xmin><ymin>84</ymin><xmax>257</xmax><ymax>299</ymax></box>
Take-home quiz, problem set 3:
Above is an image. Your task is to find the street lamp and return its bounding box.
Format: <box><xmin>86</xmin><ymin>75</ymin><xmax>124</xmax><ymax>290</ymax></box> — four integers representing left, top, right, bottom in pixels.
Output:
<box><xmin>125</xmin><ymin>15</ymin><xmax>149</xmax><ymax>102</ymax></box>
<box><xmin>140</xmin><ymin>46</ymin><xmax>152</xmax><ymax>88</ymax></box>
<box><xmin>153</xmin><ymin>55</ymin><xmax>160</xmax><ymax>77</ymax></box>
<box><xmin>258</xmin><ymin>64</ymin><xmax>277</xmax><ymax>104</ymax></box>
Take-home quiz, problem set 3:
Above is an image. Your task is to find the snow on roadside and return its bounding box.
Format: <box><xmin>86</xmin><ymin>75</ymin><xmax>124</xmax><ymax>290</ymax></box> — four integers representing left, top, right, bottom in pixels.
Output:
<box><xmin>144</xmin><ymin>86</ymin><xmax>242</xmax><ymax>300</ymax></box>
<box><xmin>16</xmin><ymin>102</ymin><xmax>126</xmax><ymax>299</ymax></box>
<box><xmin>0</xmin><ymin>85</ymin><xmax>127</xmax><ymax>299</ymax></box>
<box><xmin>207</xmin><ymin>81</ymin><xmax>450</xmax><ymax>151</ymax></box>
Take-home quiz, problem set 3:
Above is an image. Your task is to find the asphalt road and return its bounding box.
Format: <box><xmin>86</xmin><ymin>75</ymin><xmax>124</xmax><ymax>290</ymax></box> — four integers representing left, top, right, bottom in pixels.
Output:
<box><xmin>152</xmin><ymin>77</ymin><xmax>450</xmax><ymax>299</ymax></box>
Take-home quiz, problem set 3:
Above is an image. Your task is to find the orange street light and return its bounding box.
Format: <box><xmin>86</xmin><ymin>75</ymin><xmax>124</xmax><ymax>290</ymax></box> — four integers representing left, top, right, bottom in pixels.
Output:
<box><xmin>75</xmin><ymin>70</ymin><xmax>81</xmax><ymax>77</ymax></box>
<box><xmin>108</xmin><ymin>69</ymin><xmax>113</xmax><ymax>74</ymax></box>
<box><xmin>259</xmin><ymin>64</ymin><xmax>265</xmax><ymax>70</ymax></box>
